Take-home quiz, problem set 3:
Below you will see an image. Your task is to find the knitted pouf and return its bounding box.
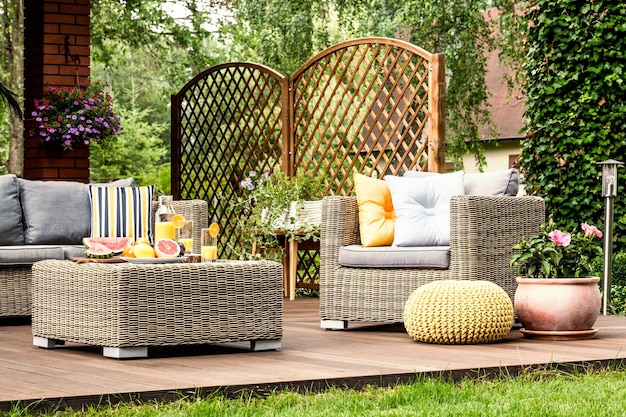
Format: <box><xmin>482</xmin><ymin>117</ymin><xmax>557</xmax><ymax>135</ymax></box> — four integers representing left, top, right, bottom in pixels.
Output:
<box><xmin>403</xmin><ymin>280</ymin><xmax>514</xmax><ymax>344</ymax></box>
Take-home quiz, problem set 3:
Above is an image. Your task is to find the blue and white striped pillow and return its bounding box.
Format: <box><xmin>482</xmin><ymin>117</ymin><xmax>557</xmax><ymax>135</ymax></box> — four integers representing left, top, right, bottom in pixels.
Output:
<box><xmin>89</xmin><ymin>185</ymin><xmax>154</xmax><ymax>243</ymax></box>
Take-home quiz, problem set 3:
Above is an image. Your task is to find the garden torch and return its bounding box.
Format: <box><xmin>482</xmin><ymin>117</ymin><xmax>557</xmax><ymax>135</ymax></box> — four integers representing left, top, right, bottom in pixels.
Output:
<box><xmin>597</xmin><ymin>159</ymin><xmax>623</xmax><ymax>315</ymax></box>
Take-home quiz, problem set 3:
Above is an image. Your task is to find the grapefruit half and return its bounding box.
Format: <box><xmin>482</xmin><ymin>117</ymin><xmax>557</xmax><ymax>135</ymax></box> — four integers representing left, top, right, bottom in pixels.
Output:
<box><xmin>155</xmin><ymin>239</ymin><xmax>181</xmax><ymax>258</ymax></box>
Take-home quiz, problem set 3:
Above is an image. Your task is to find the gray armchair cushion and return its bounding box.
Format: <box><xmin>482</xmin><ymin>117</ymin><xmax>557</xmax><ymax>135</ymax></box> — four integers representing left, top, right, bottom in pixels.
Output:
<box><xmin>338</xmin><ymin>245</ymin><xmax>450</xmax><ymax>268</ymax></box>
<box><xmin>404</xmin><ymin>169</ymin><xmax>519</xmax><ymax>196</ymax></box>
<box><xmin>18</xmin><ymin>178</ymin><xmax>135</xmax><ymax>245</ymax></box>
<box><xmin>464</xmin><ymin>169</ymin><xmax>519</xmax><ymax>196</ymax></box>
<box><xmin>0</xmin><ymin>174</ymin><xmax>25</xmax><ymax>245</ymax></box>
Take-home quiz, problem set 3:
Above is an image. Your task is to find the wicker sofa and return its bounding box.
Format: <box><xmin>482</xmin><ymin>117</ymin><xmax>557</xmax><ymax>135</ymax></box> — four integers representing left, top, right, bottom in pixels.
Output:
<box><xmin>319</xmin><ymin>194</ymin><xmax>545</xmax><ymax>329</ymax></box>
<box><xmin>0</xmin><ymin>173</ymin><xmax>207</xmax><ymax>318</ymax></box>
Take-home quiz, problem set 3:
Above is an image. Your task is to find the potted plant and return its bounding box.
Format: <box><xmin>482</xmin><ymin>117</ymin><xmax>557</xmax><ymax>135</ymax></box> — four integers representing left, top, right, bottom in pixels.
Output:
<box><xmin>233</xmin><ymin>167</ymin><xmax>323</xmax><ymax>260</ymax></box>
<box><xmin>30</xmin><ymin>80</ymin><xmax>121</xmax><ymax>151</ymax></box>
<box><xmin>510</xmin><ymin>221</ymin><xmax>604</xmax><ymax>340</ymax></box>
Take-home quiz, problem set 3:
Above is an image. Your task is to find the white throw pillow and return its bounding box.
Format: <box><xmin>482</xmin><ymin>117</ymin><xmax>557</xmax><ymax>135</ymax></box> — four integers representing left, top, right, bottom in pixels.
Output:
<box><xmin>385</xmin><ymin>171</ymin><xmax>464</xmax><ymax>246</ymax></box>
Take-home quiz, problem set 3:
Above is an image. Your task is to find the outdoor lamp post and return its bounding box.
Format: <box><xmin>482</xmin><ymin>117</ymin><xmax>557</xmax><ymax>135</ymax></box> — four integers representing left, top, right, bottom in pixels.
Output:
<box><xmin>597</xmin><ymin>159</ymin><xmax>624</xmax><ymax>315</ymax></box>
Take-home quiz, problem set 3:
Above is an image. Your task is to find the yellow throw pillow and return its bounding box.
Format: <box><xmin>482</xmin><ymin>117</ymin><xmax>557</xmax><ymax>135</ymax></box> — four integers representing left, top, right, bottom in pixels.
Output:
<box><xmin>354</xmin><ymin>173</ymin><xmax>396</xmax><ymax>247</ymax></box>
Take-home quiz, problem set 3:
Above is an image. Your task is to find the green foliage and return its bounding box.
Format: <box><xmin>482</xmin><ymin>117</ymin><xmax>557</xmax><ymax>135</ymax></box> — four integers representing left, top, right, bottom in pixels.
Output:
<box><xmin>594</xmin><ymin>251</ymin><xmax>626</xmax><ymax>315</ymax></box>
<box><xmin>89</xmin><ymin>96</ymin><xmax>169</xmax><ymax>192</ymax></box>
<box><xmin>228</xmin><ymin>168</ymin><xmax>323</xmax><ymax>261</ymax></box>
<box><xmin>221</xmin><ymin>0</ymin><xmax>335</xmax><ymax>75</ymax></box>
<box><xmin>515</xmin><ymin>1</ymin><xmax>626</xmax><ymax>247</ymax></box>
<box><xmin>511</xmin><ymin>223</ymin><xmax>604</xmax><ymax>278</ymax></box>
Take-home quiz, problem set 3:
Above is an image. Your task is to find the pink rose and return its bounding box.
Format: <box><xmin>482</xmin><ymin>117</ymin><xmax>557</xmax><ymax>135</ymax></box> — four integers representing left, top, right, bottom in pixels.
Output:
<box><xmin>548</xmin><ymin>229</ymin><xmax>571</xmax><ymax>246</ymax></box>
<box><xmin>581</xmin><ymin>222</ymin><xmax>603</xmax><ymax>238</ymax></box>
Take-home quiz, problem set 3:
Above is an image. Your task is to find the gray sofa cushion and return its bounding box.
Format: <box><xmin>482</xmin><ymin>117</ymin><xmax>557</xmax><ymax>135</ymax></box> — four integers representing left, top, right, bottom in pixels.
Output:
<box><xmin>62</xmin><ymin>245</ymin><xmax>89</xmax><ymax>259</ymax></box>
<box><xmin>338</xmin><ymin>245</ymin><xmax>450</xmax><ymax>268</ymax></box>
<box><xmin>18</xmin><ymin>178</ymin><xmax>134</xmax><ymax>245</ymax></box>
<box><xmin>0</xmin><ymin>174</ymin><xmax>25</xmax><ymax>245</ymax></box>
<box><xmin>0</xmin><ymin>245</ymin><xmax>65</xmax><ymax>266</ymax></box>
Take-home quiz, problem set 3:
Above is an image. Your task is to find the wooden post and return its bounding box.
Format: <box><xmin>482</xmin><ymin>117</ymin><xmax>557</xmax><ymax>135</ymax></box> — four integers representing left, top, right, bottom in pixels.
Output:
<box><xmin>428</xmin><ymin>53</ymin><xmax>446</xmax><ymax>173</ymax></box>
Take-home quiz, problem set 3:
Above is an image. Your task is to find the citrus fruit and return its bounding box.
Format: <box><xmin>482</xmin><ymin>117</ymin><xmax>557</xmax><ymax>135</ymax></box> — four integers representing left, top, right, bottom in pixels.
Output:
<box><xmin>135</xmin><ymin>237</ymin><xmax>151</xmax><ymax>246</ymax></box>
<box><xmin>172</xmin><ymin>214</ymin><xmax>186</xmax><ymax>229</ymax></box>
<box><xmin>133</xmin><ymin>243</ymin><xmax>156</xmax><ymax>258</ymax></box>
<box><xmin>209</xmin><ymin>222</ymin><xmax>220</xmax><ymax>238</ymax></box>
<box><xmin>154</xmin><ymin>238</ymin><xmax>181</xmax><ymax>258</ymax></box>
<box><xmin>122</xmin><ymin>244</ymin><xmax>135</xmax><ymax>258</ymax></box>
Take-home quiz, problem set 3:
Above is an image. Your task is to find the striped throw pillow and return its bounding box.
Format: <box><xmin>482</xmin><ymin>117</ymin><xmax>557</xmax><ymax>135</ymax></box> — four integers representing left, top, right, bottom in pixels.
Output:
<box><xmin>89</xmin><ymin>185</ymin><xmax>155</xmax><ymax>243</ymax></box>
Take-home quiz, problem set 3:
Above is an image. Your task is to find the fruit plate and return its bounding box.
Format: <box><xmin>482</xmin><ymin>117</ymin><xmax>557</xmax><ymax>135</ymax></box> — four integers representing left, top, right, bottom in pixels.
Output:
<box><xmin>120</xmin><ymin>257</ymin><xmax>187</xmax><ymax>264</ymax></box>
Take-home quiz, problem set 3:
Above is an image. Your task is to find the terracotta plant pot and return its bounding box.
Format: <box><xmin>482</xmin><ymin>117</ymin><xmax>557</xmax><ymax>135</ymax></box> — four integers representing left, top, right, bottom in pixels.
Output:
<box><xmin>514</xmin><ymin>277</ymin><xmax>601</xmax><ymax>340</ymax></box>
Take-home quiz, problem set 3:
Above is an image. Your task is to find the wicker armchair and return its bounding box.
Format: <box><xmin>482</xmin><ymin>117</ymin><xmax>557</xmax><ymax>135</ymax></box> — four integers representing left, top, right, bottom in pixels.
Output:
<box><xmin>319</xmin><ymin>195</ymin><xmax>545</xmax><ymax>329</ymax></box>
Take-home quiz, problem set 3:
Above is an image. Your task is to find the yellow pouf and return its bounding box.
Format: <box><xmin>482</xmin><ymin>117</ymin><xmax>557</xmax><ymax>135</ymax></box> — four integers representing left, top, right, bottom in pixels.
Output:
<box><xmin>403</xmin><ymin>280</ymin><xmax>514</xmax><ymax>344</ymax></box>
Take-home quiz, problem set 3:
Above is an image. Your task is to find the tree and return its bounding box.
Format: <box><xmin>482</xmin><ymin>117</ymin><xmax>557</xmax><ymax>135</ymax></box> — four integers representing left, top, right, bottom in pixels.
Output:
<box><xmin>338</xmin><ymin>0</ymin><xmax>498</xmax><ymax>168</ymax></box>
<box><xmin>223</xmin><ymin>0</ymin><xmax>497</xmax><ymax>168</ymax></box>
<box><xmin>0</xmin><ymin>0</ymin><xmax>24</xmax><ymax>176</ymax></box>
<box><xmin>220</xmin><ymin>0</ymin><xmax>335</xmax><ymax>75</ymax></box>
<box><xmin>89</xmin><ymin>92</ymin><xmax>169</xmax><ymax>191</ymax></box>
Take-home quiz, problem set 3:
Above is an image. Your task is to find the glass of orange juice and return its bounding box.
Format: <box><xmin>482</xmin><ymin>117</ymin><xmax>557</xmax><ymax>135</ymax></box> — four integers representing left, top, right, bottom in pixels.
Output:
<box><xmin>177</xmin><ymin>220</ymin><xmax>193</xmax><ymax>253</ymax></box>
<box><xmin>201</xmin><ymin>227</ymin><xmax>218</xmax><ymax>262</ymax></box>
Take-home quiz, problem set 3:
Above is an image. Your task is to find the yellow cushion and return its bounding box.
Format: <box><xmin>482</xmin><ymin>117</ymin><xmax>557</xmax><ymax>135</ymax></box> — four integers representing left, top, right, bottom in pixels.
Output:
<box><xmin>354</xmin><ymin>173</ymin><xmax>395</xmax><ymax>247</ymax></box>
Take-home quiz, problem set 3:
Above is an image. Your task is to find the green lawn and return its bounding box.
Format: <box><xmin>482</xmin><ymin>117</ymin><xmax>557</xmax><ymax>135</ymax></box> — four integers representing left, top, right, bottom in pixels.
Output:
<box><xmin>6</xmin><ymin>364</ymin><xmax>626</xmax><ymax>416</ymax></box>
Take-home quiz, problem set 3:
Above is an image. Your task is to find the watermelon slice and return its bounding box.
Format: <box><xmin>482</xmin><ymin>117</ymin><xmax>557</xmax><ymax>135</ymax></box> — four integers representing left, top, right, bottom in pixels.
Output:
<box><xmin>85</xmin><ymin>242</ymin><xmax>115</xmax><ymax>259</ymax></box>
<box><xmin>82</xmin><ymin>237</ymin><xmax>134</xmax><ymax>254</ymax></box>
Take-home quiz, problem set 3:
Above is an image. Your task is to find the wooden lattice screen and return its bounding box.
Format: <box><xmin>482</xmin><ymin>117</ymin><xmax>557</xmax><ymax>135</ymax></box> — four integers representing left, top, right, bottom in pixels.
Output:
<box><xmin>171</xmin><ymin>37</ymin><xmax>445</xmax><ymax>273</ymax></box>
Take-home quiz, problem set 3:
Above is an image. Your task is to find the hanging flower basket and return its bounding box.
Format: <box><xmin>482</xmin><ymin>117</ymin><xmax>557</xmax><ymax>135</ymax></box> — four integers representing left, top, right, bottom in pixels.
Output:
<box><xmin>30</xmin><ymin>80</ymin><xmax>122</xmax><ymax>151</ymax></box>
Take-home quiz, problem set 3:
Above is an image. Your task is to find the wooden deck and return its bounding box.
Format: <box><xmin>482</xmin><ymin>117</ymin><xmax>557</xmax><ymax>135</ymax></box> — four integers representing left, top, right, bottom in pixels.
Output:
<box><xmin>1</xmin><ymin>297</ymin><xmax>626</xmax><ymax>411</ymax></box>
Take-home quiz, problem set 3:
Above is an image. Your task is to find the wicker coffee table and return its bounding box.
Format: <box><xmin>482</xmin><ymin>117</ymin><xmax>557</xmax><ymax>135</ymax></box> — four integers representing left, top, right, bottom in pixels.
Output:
<box><xmin>31</xmin><ymin>259</ymin><xmax>283</xmax><ymax>358</ymax></box>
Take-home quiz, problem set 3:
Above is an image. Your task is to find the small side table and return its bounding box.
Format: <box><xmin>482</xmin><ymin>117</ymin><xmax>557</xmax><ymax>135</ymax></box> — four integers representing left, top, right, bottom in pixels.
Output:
<box><xmin>286</xmin><ymin>232</ymin><xmax>320</xmax><ymax>300</ymax></box>
<box><xmin>251</xmin><ymin>231</ymin><xmax>320</xmax><ymax>300</ymax></box>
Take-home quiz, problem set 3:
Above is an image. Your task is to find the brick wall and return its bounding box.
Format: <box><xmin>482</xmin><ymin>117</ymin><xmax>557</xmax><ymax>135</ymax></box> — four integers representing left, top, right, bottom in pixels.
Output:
<box><xmin>23</xmin><ymin>0</ymin><xmax>91</xmax><ymax>182</ymax></box>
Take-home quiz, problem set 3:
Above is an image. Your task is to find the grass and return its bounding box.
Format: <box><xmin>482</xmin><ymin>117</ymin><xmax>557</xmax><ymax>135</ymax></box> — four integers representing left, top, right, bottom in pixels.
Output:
<box><xmin>6</xmin><ymin>365</ymin><xmax>626</xmax><ymax>417</ymax></box>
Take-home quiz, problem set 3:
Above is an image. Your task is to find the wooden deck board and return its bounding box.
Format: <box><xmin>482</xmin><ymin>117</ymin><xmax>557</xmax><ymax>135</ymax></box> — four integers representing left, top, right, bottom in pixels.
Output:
<box><xmin>1</xmin><ymin>297</ymin><xmax>626</xmax><ymax>410</ymax></box>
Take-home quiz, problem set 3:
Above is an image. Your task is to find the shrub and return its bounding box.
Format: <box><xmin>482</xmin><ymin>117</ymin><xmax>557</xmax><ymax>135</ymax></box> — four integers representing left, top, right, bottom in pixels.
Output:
<box><xmin>518</xmin><ymin>1</ymin><xmax>626</xmax><ymax>248</ymax></box>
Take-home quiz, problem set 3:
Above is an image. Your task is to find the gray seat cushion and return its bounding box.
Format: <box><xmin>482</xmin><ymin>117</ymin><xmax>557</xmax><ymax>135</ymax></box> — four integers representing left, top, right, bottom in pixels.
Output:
<box><xmin>0</xmin><ymin>174</ymin><xmax>25</xmax><ymax>245</ymax></box>
<box><xmin>0</xmin><ymin>245</ymin><xmax>65</xmax><ymax>266</ymax></box>
<box><xmin>18</xmin><ymin>178</ymin><xmax>134</xmax><ymax>245</ymax></box>
<box><xmin>338</xmin><ymin>245</ymin><xmax>450</xmax><ymax>268</ymax></box>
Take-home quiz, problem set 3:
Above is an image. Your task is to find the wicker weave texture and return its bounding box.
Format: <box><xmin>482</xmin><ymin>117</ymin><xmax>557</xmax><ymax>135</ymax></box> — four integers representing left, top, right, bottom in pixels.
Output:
<box><xmin>403</xmin><ymin>280</ymin><xmax>514</xmax><ymax>344</ymax></box>
<box><xmin>32</xmin><ymin>260</ymin><xmax>283</xmax><ymax>347</ymax></box>
<box><xmin>320</xmin><ymin>195</ymin><xmax>545</xmax><ymax>324</ymax></box>
<box><xmin>0</xmin><ymin>267</ymin><xmax>32</xmax><ymax>316</ymax></box>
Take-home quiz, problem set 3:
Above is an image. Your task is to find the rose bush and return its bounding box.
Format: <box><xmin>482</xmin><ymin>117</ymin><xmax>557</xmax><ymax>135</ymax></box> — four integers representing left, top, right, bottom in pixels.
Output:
<box><xmin>510</xmin><ymin>221</ymin><xmax>604</xmax><ymax>278</ymax></box>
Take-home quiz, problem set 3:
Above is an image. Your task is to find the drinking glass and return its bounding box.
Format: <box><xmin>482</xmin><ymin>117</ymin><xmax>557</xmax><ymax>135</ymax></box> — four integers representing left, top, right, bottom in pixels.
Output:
<box><xmin>177</xmin><ymin>220</ymin><xmax>193</xmax><ymax>253</ymax></box>
<box><xmin>201</xmin><ymin>228</ymin><xmax>218</xmax><ymax>262</ymax></box>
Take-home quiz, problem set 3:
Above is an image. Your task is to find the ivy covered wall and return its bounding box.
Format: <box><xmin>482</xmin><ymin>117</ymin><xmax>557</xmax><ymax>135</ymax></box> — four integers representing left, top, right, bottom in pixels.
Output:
<box><xmin>520</xmin><ymin>0</ymin><xmax>626</xmax><ymax>247</ymax></box>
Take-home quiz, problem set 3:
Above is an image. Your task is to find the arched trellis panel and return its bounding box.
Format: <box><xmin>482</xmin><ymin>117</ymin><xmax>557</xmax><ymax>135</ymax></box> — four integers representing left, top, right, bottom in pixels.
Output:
<box><xmin>290</xmin><ymin>38</ymin><xmax>445</xmax><ymax>195</ymax></box>
<box><xmin>171</xmin><ymin>63</ymin><xmax>287</xmax><ymax>258</ymax></box>
<box><xmin>171</xmin><ymin>38</ymin><xmax>445</xmax><ymax>261</ymax></box>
